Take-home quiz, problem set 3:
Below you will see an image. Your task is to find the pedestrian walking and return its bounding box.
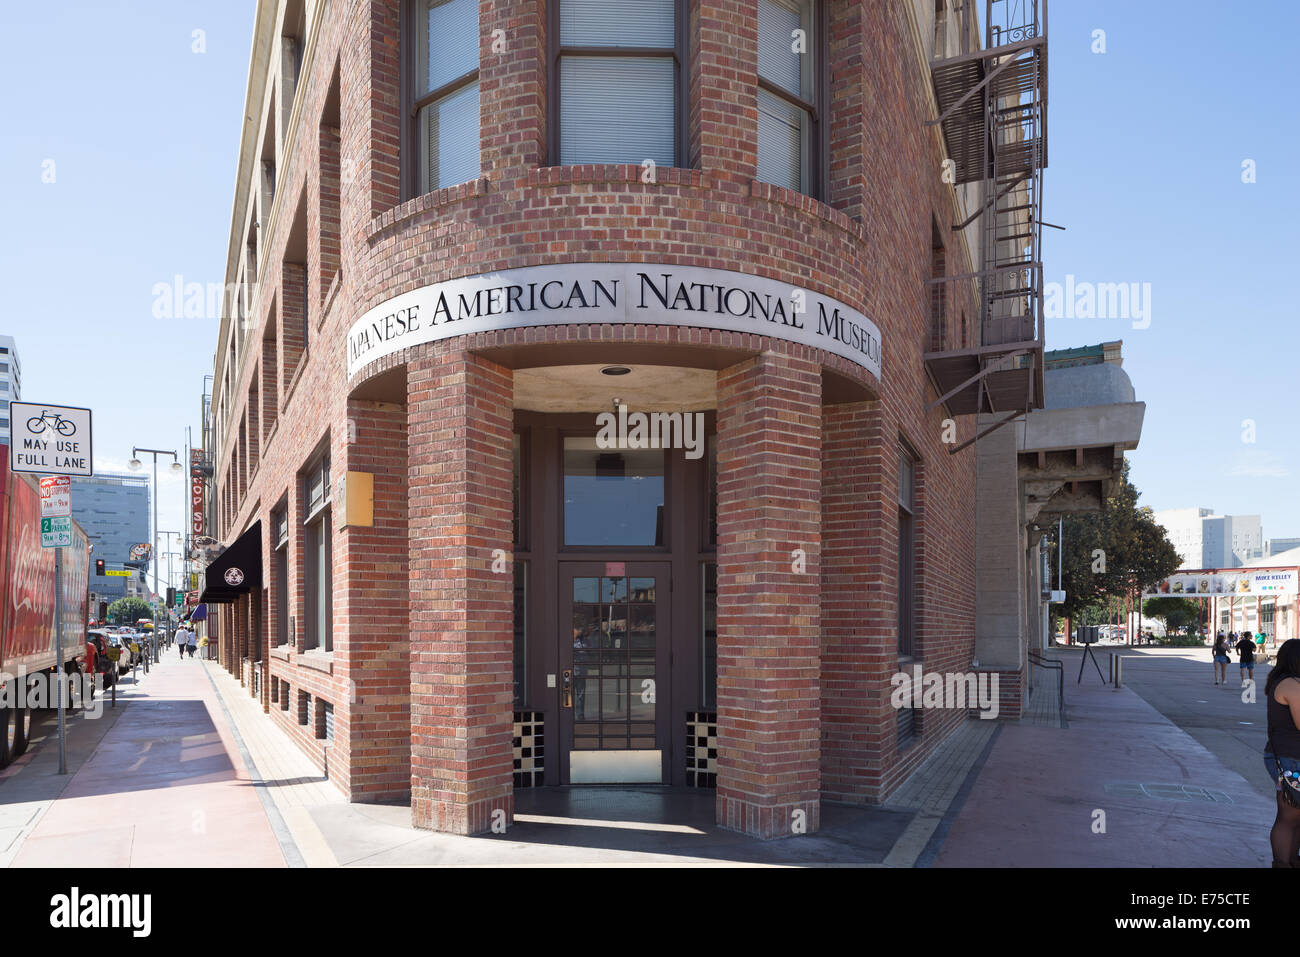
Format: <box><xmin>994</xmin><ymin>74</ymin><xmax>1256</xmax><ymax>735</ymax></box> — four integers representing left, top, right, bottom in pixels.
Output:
<box><xmin>1264</xmin><ymin>639</ymin><xmax>1300</xmax><ymax>866</ymax></box>
<box><xmin>1212</xmin><ymin>631</ymin><xmax>1231</xmax><ymax>685</ymax></box>
<box><xmin>1257</xmin><ymin>630</ymin><xmax>1268</xmax><ymax>663</ymax></box>
<box><xmin>186</xmin><ymin>628</ymin><xmax>198</xmax><ymax>658</ymax></box>
<box><xmin>175</xmin><ymin>624</ymin><xmax>190</xmax><ymax>659</ymax></box>
<box><xmin>1237</xmin><ymin>631</ymin><xmax>1258</xmax><ymax>685</ymax></box>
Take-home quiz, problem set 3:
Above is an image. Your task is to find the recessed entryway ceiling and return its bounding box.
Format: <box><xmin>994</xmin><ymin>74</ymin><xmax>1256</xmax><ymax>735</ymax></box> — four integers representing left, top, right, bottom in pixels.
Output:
<box><xmin>513</xmin><ymin>364</ymin><xmax>716</xmax><ymax>412</ymax></box>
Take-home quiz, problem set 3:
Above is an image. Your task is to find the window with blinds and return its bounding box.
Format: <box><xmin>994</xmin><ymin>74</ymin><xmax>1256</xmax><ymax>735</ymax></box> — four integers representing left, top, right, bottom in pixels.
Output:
<box><xmin>414</xmin><ymin>0</ymin><xmax>480</xmax><ymax>193</ymax></box>
<box><xmin>302</xmin><ymin>450</ymin><xmax>332</xmax><ymax>653</ymax></box>
<box><xmin>757</xmin><ymin>0</ymin><xmax>819</xmax><ymax>196</ymax></box>
<box><xmin>897</xmin><ymin>446</ymin><xmax>917</xmax><ymax>657</ymax></box>
<box><xmin>553</xmin><ymin>0</ymin><xmax>682</xmax><ymax>167</ymax></box>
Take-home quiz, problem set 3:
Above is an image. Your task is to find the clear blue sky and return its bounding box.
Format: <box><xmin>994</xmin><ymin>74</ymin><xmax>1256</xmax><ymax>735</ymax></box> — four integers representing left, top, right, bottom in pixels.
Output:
<box><xmin>1044</xmin><ymin>1</ymin><xmax>1300</xmax><ymax>534</ymax></box>
<box><xmin>1</xmin><ymin>1</ymin><xmax>1297</xmax><ymax>546</ymax></box>
<box><xmin>0</xmin><ymin>1</ymin><xmax>254</xmax><ymax>545</ymax></box>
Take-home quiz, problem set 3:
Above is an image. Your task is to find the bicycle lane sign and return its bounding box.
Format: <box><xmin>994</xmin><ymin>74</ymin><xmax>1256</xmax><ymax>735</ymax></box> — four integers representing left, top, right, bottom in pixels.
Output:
<box><xmin>9</xmin><ymin>401</ymin><xmax>94</xmax><ymax>477</ymax></box>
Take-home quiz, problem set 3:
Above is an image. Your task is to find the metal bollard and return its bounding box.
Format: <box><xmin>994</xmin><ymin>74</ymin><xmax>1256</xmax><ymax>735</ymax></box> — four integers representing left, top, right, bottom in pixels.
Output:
<box><xmin>1110</xmin><ymin>654</ymin><xmax>1123</xmax><ymax>688</ymax></box>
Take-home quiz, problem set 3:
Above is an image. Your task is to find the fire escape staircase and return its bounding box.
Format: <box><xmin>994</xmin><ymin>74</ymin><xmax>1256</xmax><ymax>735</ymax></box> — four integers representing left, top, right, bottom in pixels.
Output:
<box><xmin>924</xmin><ymin>0</ymin><xmax>1049</xmax><ymax>454</ymax></box>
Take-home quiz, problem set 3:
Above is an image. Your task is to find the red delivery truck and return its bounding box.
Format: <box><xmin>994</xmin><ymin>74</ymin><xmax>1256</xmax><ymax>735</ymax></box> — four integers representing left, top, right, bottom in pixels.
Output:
<box><xmin>0</xmin><ymin>449</ymin><xmax>89</xmax><ymax>768</ymax></box>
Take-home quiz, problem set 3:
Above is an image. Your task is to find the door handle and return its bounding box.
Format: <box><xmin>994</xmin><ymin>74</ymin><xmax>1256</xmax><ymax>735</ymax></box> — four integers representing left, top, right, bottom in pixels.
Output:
<box><xmin>562</xmin><ymin>669</ymin><xmax>572</xmax><ymax>708</ymax></box>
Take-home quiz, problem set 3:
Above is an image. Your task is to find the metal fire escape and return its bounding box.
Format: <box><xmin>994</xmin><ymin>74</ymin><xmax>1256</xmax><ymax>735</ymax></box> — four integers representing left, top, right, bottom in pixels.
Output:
<box><xmin>924</xmin><ymin>0</ymin><xmax>1048</xmax><ymax>454</ymax></box>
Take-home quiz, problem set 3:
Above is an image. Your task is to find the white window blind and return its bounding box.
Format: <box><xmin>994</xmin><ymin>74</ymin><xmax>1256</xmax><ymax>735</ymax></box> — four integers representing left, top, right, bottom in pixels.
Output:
<box><xmin>558</xmin><ymin>0</ymin><xmax>678</xmax><ymax>166</ymax></box>
<box><xmin>757</xmin><ymin>88</ymin><xmax>803</xmax><ymax>192</ymax></box>
<box><xmin>757</xmin><ymin>0</ymin><xmax>814</xmax><ymax>195</ymax></box>
<box><xmin>560</xmin><ymin>0</ymin><xmax>674</xmax><ymax>47</ymax></box>
<box><xmin>419</xmin><ymin>81</ymin><xmax>480</xmax><ymax>191</ymax></box>
<box><xmin>416</xmin><ymin>0</ymin><xmax>480</xmax><ymax>192</ymax></box>
<box><xmin>561</xmin><ymin>58</ymin><xmax>675</xmax><ymax>167</ymax></box>
<box><xmin>420</xmin><ymin>0</ymin><xmax>478</xmax><ymax>95</ymax></box>
<box><xmin>758</xmin><ymin>0</ymin><xmax>803</xmax><ymax>95</ymax></box>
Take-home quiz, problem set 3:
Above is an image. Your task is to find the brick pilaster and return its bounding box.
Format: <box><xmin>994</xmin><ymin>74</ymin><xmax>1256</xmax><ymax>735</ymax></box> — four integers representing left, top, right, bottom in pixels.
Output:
<box><xmin>715</xmin><ymin>349</ymin><xmax>822</xmax><ymax>839</ymax></box>
<box><xmin>820</xmin><ymin>400</ymin><xmax>893</xmax><ymax>802</ymax></box>
<box><xmin>337</xmin><ymin>398</ymin><xmax>411</xmax><ymax>801</ymax></box>
<box><xmin>407</xmin><ymin>346</ymin><xmax>514</xmax><ymax>835</ymax></box>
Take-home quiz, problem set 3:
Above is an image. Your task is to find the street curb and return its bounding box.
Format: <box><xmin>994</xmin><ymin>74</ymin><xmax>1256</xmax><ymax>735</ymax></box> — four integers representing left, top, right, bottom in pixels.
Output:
<box><xmin>914</xmin><ymin>722</ymin><xmax>1002</xmax><ymax>868</ymax></box>
<box><xmin>198</xmin><ymin>662</ymin><xmax>307</xmax><ymax>868</ymax></box>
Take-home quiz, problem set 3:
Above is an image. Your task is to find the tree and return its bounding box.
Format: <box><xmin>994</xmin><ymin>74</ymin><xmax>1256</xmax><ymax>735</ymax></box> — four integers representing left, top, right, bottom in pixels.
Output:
<box><xmin>1054</xmin><ymin>461</ymin><xmax>1181</xmax><ymax>630</ymax></box>
<box><xmin>1143</xmin><ymin>597</ymin><xmax>1202</xmax><ymax>636</ymax></box>
<box><xmin>108</xmin><ymin>596</ymin><xmax>152</xmax><ymax>625</ymax></box>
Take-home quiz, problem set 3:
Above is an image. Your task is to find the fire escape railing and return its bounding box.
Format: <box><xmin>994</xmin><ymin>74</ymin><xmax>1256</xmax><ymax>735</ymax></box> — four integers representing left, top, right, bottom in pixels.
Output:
<box><xmin>923</xmin><ymin>0</ymin><xmax>1049</xmax><ymax>452</ymax></box>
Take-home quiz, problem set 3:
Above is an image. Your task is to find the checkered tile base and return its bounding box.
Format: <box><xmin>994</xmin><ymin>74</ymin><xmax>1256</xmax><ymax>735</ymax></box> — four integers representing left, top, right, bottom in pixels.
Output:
<box><xmin>513</xmin><ymin>711</ymin><xmax>545</xmax><ymax>788</ymax></box>
<box><xmin>686</xmin><ymin>711</ymin><xmax>717</xmax><ymax>788</ymax></box>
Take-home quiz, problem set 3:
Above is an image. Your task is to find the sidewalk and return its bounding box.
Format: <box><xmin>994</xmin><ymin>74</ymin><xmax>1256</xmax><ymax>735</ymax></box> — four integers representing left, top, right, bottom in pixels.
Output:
<box><xmin>5</xmin><ymin>651</ymin><xmax>289</xmax><ymax>867</ymax></box>
<box><xmin>930</xmin><ymin>649</ymin><xmax>1275</xmax><ymax>867</ymax></box>
<box><xmin>6</xmin><ymin>645</ymin><xmax>1273</xmax><ymax>867</ymax></box>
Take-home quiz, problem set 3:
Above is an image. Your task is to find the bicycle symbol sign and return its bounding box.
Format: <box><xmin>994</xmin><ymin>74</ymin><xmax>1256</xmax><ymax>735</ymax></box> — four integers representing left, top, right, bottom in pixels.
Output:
<box><xmin>26</xmin><ymin>409</ymin><xmax>77</xmax><ymax>436</ymax></box>
<box><xmin>9</xmin><ymin>401</ymin><xmax>94</xmax><ymax>477</ymax></box>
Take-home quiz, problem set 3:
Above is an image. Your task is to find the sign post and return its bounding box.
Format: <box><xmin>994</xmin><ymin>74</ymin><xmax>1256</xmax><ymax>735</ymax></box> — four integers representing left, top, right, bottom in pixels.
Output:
<box><xmin>16</xmin><ymin>405</ymin><xmax>94</xmax><ymax>777</ymax></box>
<box><xmin>39</xmin><ymin>476</ymin><xmax>73</xmax><ymax>775</ymax></box>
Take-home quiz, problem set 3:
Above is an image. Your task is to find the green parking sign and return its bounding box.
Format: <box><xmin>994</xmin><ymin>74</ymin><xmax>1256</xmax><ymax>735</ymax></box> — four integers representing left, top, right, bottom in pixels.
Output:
<box><xmin>40</xmin><ymin>516</ymin><xmax>72</xmax><ymax>548</ymax></box>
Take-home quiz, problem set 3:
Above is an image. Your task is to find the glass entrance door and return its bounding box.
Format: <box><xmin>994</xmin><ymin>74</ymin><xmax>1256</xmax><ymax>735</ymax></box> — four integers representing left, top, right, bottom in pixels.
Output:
<box><xmin>560</xmin><ymin>564</ymin><xmax>670</xmax><ymax>783</ymax></box>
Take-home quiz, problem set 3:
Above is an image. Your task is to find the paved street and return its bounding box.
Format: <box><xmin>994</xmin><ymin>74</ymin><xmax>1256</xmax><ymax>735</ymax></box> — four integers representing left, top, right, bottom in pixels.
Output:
<box><xmin>1112</xmin><ymin>646</ymin><xmax>1274</xmax><ymax>802</ymax></box>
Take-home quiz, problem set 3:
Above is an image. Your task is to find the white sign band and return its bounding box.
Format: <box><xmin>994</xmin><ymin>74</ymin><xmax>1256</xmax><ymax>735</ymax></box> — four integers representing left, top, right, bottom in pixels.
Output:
<box><xmin>346</xmin><ymin>263</ymin><xmax>883</xmax><ymax>381</ymax></box>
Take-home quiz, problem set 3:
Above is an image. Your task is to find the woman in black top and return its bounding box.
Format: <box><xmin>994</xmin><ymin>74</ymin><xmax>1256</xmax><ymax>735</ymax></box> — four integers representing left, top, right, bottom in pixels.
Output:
<box><xmin>1265</xmin><ymin>639</ymin><xmax>1300</xmax><ymax>866</ymax></box>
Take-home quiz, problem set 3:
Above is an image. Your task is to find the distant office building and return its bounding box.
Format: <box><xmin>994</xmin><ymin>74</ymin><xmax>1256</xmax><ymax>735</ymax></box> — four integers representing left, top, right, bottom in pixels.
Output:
<box><xmin>1155</xmin><ymin>507</ymin><xmax>1263</xmax><ymax>569</ymax></box>
<box><xmin>0</xmin><ymin>335</ymin><xmax>21</xmax><ymax>443</ymax></box>
<box><xmin>70</xmin><ymin>472</ymin><xmax>151</xmax><ymax>604</ymax></box>
<box><xmin>1268</xmin><ymin>537</ymin><xmax>1300</xmax><ymax>557</ymax></box>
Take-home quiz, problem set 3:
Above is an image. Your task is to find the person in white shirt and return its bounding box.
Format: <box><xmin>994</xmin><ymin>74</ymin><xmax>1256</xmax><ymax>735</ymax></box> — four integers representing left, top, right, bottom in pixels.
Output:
<box><xmin>176</xmin><ymin>626</ymin><xmax>190</xmax><ymax>659</ymax></box>
<box><xmin>186</xmin><ymin>627</ymin><xmax>198</xmax><ymax>658</ymax></box>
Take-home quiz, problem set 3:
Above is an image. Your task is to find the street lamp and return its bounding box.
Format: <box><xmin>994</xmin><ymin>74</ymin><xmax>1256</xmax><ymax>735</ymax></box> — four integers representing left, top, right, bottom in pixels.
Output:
<box><xmin>130</xmin><ymin>446</ymin><xmax>180</xmax><ymax>662</ymax></box>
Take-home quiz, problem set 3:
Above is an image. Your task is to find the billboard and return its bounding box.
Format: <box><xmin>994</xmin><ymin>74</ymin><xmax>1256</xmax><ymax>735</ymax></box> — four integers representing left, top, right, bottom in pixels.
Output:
<box><xmin>1144</xmin><ymin>570</ymin><xmax>1298</xmax><ymax>598</ymax></box>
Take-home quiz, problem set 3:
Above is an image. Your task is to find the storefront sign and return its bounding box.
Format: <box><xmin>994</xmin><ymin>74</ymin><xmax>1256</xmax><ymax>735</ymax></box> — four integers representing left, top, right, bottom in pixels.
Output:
<box><xmin>190</xmin><ymin>449</ymin><xmax>206</xmax><ymax>536</ymax></box>
<box><xmin>1144</xmin><ymin>570</ymin><xmax>1298</xmax><ymax>598</ymax></box>
<box><xmin>346</xmin><ymin>263</ymin><xmax>883</xmax><ymax>381</ymax></box>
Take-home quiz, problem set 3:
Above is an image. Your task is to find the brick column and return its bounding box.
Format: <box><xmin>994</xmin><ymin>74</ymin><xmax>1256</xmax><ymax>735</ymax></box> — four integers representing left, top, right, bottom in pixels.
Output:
<box><xmin>820</xmin><ymin>401</ymin><xmax>892</xmax><ymax>802</ymax></box>
<box><xmin>715</xmin><ymin>349</ymin><xmax>821</xmax><ymax>839</ymax></box>
<box><xmin>692</xmin><ymin>0</ymin><xmax>758</xmax><ymax>178</ymax></box>
<box><xmin>408</xmin><ymin>346</ymin><xmax>514</xmax><ymax>835</ymax></box>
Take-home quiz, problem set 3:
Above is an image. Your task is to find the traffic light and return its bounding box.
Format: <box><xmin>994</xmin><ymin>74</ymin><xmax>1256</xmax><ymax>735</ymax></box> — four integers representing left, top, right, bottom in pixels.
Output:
<box><xmin>95</xmin><ymin>559</ymin><xmax>105</xmax><ymax>576</ymax></box>
<box><xmin>167</xmin><ymin>587</ymin><xmax>176</xmax><ymax>607</ymax></box>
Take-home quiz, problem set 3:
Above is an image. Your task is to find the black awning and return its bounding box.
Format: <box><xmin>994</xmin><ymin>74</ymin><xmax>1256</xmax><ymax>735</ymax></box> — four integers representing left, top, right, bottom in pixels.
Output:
<box><xmin>199</xmin><ymin>521</ymin><xmax>262</xmax><ymax>604</ymax></box>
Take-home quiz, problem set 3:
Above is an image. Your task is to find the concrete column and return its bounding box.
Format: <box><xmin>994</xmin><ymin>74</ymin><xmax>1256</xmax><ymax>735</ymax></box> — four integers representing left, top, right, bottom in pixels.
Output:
<box><xmin>974</xmin><ymin>416</ymin><xmax>1024</xmax><ymax>670</ymax></box>
<box><xmin>408</xmin><ymin>346</ymin><xmax>514</xmax><ymax>835</ymax></box>
<box><xmin>715</xmin><ymin>350</ymin><xmax>821</xmax><ymax>839</ymax></box>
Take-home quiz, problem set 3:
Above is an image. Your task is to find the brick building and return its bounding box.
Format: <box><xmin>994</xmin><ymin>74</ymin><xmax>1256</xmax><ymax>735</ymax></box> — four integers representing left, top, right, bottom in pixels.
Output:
<box><xmin>202</xmin><ymin>0</ymin><xmax>1048</xmax><ymax>838</ymax></box>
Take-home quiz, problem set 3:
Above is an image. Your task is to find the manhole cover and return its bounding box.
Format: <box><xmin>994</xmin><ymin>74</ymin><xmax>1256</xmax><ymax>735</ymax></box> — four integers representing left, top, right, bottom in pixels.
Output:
<box><xmin>1104</xmin><ymin>782</ymin><xmax>1234</xmax><ymax>804</ymax></box>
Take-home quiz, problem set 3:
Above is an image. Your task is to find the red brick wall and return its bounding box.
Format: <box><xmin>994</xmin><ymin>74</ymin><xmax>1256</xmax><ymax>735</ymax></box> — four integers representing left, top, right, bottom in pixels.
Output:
<box><xmin>208</xmin><ymin>0</ymin><xmax>982</xmax><ymax>820</ymax></box>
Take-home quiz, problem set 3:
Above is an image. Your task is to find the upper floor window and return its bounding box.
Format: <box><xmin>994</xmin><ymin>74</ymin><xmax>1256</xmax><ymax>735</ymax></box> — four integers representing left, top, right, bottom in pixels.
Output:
<box><xmin>757</xmin><ymin>0</ymin><xmax>822</xmax><ymax>197</ymax></box>
<box><xmin>551</xmin><ymin>0</ymin><xmax>685</xmax><ymax>167</ymax></box>
<box><xmin>413</xmin><ymin>0</ymin><xmax>480</xmax><ymax>193</ymax></box>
